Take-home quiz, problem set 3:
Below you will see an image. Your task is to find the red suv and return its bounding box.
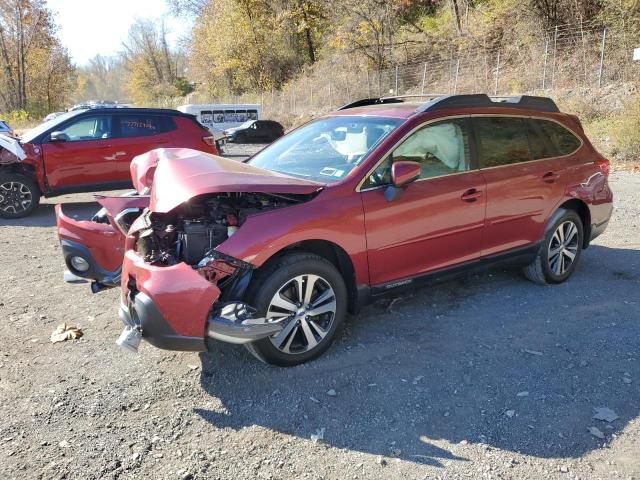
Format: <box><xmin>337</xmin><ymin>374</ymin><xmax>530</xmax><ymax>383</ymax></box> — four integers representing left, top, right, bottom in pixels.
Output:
<box><xmin>61</xmin><ymin>94</ymin><xmax>613</xmax><ymax>366</ymax></box>
<box><xmin>0</xmin><ymin>108</ymin><xmax>217</xmax><ymax>218</ymax></box>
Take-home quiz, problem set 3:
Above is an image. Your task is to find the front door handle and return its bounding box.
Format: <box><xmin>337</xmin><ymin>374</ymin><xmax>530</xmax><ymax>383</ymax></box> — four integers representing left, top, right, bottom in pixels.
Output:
<box><xmin>542</xmin><ymin>171</ymin><xmax>559</xmax><ymax>183</ymax></box>
<box><xmin>461</xmin><ymin>188</ymin><xmax>483</xmax><ymax>202</ymax></box>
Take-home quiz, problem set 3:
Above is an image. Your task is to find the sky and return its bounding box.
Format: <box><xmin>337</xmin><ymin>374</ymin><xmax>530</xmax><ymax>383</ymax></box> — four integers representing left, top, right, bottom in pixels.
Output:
<box><xmin>47</xmin><ymin>0</ymin><xmax>192</xmax><ymax>66</ymax></box>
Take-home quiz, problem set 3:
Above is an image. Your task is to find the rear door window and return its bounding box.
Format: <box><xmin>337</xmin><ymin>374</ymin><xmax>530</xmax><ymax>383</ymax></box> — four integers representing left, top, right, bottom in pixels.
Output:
<box><xmin>473</xmin><ymin>117</ymin><xmax>531</xmax><ymax>168</ymax></box>
<box><xmin>530</xmin><ymin>119</ymin><xmax>582</xmax><ymax>157</ymax></box>
<box><xmin>116</xmin><ymin>115</ymin><xmax>162</xmax><ymax>138</ymax></box>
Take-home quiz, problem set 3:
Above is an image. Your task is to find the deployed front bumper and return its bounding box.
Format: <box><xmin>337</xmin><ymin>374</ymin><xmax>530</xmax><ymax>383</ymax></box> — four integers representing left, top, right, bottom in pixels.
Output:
<box><xmin>55</xmin><ymin>204</ymin><xmax>124</xmax><ymax>286</ymax></box>
<box><xmin>120</xmin><ymin>250</ymin><xmax>286</xmax><ymax>352</ymax></box>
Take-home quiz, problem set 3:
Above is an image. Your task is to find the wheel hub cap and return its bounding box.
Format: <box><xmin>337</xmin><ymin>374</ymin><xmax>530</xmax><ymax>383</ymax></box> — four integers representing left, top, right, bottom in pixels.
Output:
<box><xmin>0</xmin><ymin>181</ymin><xmax>32</xmax><ymax>214</ymax></box>
<box><xmin>548</xmin><ymin>220</ymin><xmax>579</xmax><ymax>276</ymax></box>
<box><xmin>266</xmin><ymin>274</ymin><xmax>336</xmax><ymax>354</ymax></box>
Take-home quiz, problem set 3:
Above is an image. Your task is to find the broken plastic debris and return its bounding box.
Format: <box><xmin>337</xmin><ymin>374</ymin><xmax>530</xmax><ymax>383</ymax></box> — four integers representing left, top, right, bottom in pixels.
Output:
<box><xmin>50</xmin><ymin>323</ymin><xmax>83</xmax><ymax>343</ymax></box>
<box><xmin>588</xmin><ymin>426</ymin><xmax>605</xmax><ymax>439</ymax></box>
<box><xmin>523</xmin><ymin>349</ymin><xmax>543</xmax><ymax>356</ymax></box>
<box><xmin>310</xmin><ymin>427</ymin><xmax>325</xmax><ymax>442</ymax></box>
<box><xmin>592</xmin><ymin>407</ymin><xmax>619</xmax><ymax>423</ymax></box>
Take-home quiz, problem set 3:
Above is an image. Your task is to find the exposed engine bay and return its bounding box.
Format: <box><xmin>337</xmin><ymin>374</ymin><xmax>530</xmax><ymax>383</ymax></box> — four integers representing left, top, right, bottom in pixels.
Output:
<box><xmin>135</xmin><ymin>192</ymin><xmax>307</xmax><ymax>276</ymax></box>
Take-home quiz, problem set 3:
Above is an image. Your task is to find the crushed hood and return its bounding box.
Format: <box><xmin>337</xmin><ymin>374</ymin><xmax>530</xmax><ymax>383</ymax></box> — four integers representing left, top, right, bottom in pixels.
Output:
<box><xmin>0</xmin><ymin>134</ymin><xmax>26</xmax><ymax>161</ymax></box>
<box><xmin>144</xmin><ymin>148</ymin><xmax>323</xmax><ymax>213</ymax></box>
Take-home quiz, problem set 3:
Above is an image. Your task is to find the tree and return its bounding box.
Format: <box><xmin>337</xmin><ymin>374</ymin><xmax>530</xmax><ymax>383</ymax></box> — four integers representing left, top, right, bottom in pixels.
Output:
<box><xmin>122</xmin><ymin>19</ymin><xmax>188</xmax><ymax>104</ymax></box>
<box><xmin>74</xmin><ymin>54</ymin><xmax>128</xmax><ymax>103</ymax></box>
<box><xmin>0</xmin><ymin>0</ymin><xmax>74</xmax><ymax>114</ymax></box>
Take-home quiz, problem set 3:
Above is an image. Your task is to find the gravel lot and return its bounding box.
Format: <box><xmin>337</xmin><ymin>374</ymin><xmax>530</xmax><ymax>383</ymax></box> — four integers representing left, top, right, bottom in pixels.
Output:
<box><xmin>1</xmin><ymin>144</ymin><xmax>639</xmax><ymax>480</ymax></box>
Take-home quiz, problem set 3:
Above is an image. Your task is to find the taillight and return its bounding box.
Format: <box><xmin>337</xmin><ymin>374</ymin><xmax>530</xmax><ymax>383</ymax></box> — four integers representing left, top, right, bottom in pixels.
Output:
<box><xmin>596</xmin><ymin>158</ymin><xmax>610</xmax><ymax>177</ymax></box>
<box><xmin>203</xmin><ymin>135</ymin><xmax>216</xmax><ymax>146</ymax></box>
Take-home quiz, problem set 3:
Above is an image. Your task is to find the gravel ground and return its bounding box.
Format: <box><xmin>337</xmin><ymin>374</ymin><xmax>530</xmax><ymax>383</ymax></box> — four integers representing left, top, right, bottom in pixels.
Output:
<box><xmin>1</xmin><ymin>144</ymin><xmax>639</xmax><ymax>480</ymax></box>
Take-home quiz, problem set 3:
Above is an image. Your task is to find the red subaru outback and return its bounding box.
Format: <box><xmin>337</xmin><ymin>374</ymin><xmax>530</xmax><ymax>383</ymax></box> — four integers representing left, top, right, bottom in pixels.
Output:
<box><xmin>0</xmin><ymin>108</ymin><xmax>217</xmax><ymax>218</ymax></box>
<box><xmin>65</xmin><ymin>94</ymin><xmax>613</xmax><ymax>366</ymax></box>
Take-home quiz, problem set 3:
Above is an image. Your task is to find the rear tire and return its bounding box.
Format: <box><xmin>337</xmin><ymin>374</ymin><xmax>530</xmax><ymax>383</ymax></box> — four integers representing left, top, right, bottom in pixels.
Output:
<box><xmin>523</xmin><ymin>209</ymin><xmax>583</xmax><ymax>285</ymax></box>
<box><xmin>244</xmin><ymin>253</ymin><xmax>347</xmax><ymax>366</ymax></box>
<box><xmin>0</xmin><ymin>172</ymin><xmax>40</xmax><ymax>219</ymax></box>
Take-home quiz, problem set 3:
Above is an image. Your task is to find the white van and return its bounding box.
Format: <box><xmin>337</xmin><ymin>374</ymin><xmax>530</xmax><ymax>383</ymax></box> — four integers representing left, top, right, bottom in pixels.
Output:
<box><xmin>177</xmin><ymin>104</ymin><xmax>261</xmax><ymax>132</ymax></box>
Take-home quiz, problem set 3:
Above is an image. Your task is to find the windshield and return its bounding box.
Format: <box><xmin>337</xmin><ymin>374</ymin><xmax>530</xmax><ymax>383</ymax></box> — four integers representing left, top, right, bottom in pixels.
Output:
<box><xmin>247</xmin><ymin>116</ymin><xmax>401</xmax><ymax>182</ymax></box>
<box><xmin>237</xmin><ymin>120</ymin><xmax>255</xmax><ymax>129</ymax></box>
<box><xmin>21</xmin><ymin>110</ymin><xmax>84</xmax><ymax>143</ymax></box>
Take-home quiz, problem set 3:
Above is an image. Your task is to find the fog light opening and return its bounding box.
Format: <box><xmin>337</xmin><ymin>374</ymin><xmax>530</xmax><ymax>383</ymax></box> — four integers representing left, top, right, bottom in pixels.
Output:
<box><xmin>70</xmin><ymin>255</ymin><xmax>90</xmax><ymax>272</ymax></box>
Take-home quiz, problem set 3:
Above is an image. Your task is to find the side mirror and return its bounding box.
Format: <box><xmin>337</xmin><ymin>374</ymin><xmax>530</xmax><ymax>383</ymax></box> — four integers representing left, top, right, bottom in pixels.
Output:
<box><xmin>384</xmin><ymin>161</ymin><xmax>421</xmax><ymax>202</ymax></box>
<box><xmin>50</xmin><ymin>131</ymin><xmax>69</xmax><ymax>142</ymax></box>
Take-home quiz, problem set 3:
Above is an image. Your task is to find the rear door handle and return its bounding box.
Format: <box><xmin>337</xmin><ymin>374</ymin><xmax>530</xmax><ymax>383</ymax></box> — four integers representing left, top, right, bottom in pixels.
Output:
<box><xmin>461</xmin><ymin>188</ymin><xmax>483</xmax><ymax>202</ymax></box>
<box><xmin>542</xmin><ymin>171</ymin><xmax>559</xmax><ymax>183</ymax></box>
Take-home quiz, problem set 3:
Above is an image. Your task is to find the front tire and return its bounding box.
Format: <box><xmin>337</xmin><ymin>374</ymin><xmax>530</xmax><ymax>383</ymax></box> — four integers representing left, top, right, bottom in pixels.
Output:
<box><xmin>0</xmin><ymin>173</ymin><xmax>40</xmax><ymax>219</ymax></box>
<box><xmin>244</xmin><ymin>253</ymin><xmax>347</xmax><ymax>366</ymax></box>
<box><xmin>523</xmin><ymin>209</ymin><xmax>583</xmax><ymax>285</ymax></box>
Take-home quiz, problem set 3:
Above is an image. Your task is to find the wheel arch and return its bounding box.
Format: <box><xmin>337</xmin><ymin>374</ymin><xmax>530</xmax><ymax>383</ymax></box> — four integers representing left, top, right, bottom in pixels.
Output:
<box><xmin>255</xmin><ymin>239</ymin><xmax>361</xmax><ymax>314</ymax></box>
<box><xmin>557</xmin><ymin>198</ymin><xmax>591</xmax><ymax>248</ymax></box>
<box><xmin>0</xmin><ymin>163</ymin><xmax>41</xmax><ymax>193</ymax></box>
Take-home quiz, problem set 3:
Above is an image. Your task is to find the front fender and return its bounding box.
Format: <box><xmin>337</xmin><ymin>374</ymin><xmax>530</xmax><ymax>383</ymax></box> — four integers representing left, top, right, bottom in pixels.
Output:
<box><xmin>215</xmin><ymin>193</ymin><xmax>369</xmax><ymax>286</ymax></box>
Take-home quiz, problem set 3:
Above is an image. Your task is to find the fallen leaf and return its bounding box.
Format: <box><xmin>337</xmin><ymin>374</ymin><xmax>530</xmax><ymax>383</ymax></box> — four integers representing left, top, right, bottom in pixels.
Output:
<box><xmin>50</xmin><ymin>323</ymin><xmax>83</xmax><ymax>343</ymax></box>
<box><xmin>592</xmin><ymin>407</ymin><xmax>619</xmax><ymax>423</ymax></box>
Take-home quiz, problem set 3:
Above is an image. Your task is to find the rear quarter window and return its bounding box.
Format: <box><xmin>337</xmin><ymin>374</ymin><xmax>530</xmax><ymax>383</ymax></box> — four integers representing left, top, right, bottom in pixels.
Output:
<box><xmin>473</xmin><ymin>117</ymin><xmax>531</xmax><ymax>168</ymax></box>
<box><xmin>530</xmin><ymin>119</ymin><xmax>582</xmax><ymax>157</ymax></box>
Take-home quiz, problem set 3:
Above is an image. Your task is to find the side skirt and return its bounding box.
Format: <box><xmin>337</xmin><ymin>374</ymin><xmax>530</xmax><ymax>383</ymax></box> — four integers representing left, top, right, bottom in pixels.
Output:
<box><xmin>44</xmin><ymin>181</ymin><xmax>133</xmax><ymax>197</ymax></box>
<box><xmin>369</xmin><ymin>242</ymin><xmax>541</xmax><ymax>298</ymax></box>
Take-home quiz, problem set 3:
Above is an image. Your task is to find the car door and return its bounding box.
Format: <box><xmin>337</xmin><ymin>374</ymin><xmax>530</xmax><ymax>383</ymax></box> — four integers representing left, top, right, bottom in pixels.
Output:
<box><xmin>41</xmin><ymin>114</ymin><xmax>116</xmax><ymax>190</ymax></box>
<box><xmin>110</xmin><ymin>114</ymin><xmax>170</xmax><ymax>178</ymax></box>
<box><xmin>473</xmin><ymin>116</ymin><xmax>569</xmax><ymax>256</ymax></box>
<box><xmin>360</xmin><ymin>117</ymin><xmax>487</xmax><ymax>286</ymax></box>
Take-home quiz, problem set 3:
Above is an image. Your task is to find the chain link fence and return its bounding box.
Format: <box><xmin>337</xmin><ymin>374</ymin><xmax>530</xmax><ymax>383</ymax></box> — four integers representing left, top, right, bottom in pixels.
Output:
<box><xmin>190</xmin><ymin>21</ymin><xmax>638</xmax><ymax>122</ymax></box>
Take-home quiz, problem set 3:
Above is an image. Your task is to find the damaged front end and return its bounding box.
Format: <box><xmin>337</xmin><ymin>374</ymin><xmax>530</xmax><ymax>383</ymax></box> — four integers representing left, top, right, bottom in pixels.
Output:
<box><xmin>121</xmin><ymin>191</ymin><xmax>310</xmax><ymax>351</ymax></box>
<box><xmin>56</xmin><ymin>193</ymin><xmax>148</xmax><ymax>292</ymax></box>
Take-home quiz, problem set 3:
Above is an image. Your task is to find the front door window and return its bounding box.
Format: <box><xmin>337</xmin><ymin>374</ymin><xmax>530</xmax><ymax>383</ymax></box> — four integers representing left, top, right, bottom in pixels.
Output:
<box><xmin>60</xmin><ymin>116</ymin><xmax>112</xmax><ymax>141</ymax></box>
<box><xmin>363</xmin><ymin>118</ymin><xmax>471</xmax><ymax>189</ymax></box>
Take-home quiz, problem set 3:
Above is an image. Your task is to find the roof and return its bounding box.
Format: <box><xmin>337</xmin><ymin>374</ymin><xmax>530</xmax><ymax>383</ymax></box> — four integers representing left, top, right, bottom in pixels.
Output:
<box><xmin>73</xmin><ymin>107</ymin><xmax>193</xmax><ymax>117</ymax></box>
<box><xmin>335</xmin><ymin>94</ymin><xmax>560</xmax><ymax>119</ymax></box>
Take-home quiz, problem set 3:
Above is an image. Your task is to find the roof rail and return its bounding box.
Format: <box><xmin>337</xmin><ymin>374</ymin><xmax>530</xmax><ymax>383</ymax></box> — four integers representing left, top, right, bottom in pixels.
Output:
<box><xmin>339</xmin><ymin>93</ymin><xmax>560</xmax><ymax>114</ymax></box>
<box><xmin>379</xmin><ymin>93</ymin><xmax>449</xmax><ymax>101</ymax></box>
<box><xmin>337</xmin><ymin>97</ymin><xmax>403</xmax><ymax>110</ymax></box>
<box><xmin>338</xmin><ymin>94</ymin><xmax>449</xmax><ymax>111</ymax></box>
<box><xmin>416</xmin><ymin>94</ymin><xmax>559</xmax><ymax>113</ymax></box>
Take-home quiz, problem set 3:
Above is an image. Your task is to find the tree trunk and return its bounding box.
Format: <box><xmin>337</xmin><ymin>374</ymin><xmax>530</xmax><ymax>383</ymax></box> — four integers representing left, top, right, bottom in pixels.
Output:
<box><xmin>298</xmin><ymin>0</ymin><xmax>315</xmax><ymax>63</ymax></box>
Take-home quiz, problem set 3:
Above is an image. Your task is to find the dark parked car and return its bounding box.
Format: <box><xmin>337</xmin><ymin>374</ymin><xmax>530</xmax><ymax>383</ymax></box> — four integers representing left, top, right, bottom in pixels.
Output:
<box><xmin>57</xmin><ymin>94</ymin><xmax>612</xmax><ymax>366</ymax></box>
<box><xmin>225</xmin><ymin>119</ymin><xmax>284</xmax><ymax>143</ymax></box>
